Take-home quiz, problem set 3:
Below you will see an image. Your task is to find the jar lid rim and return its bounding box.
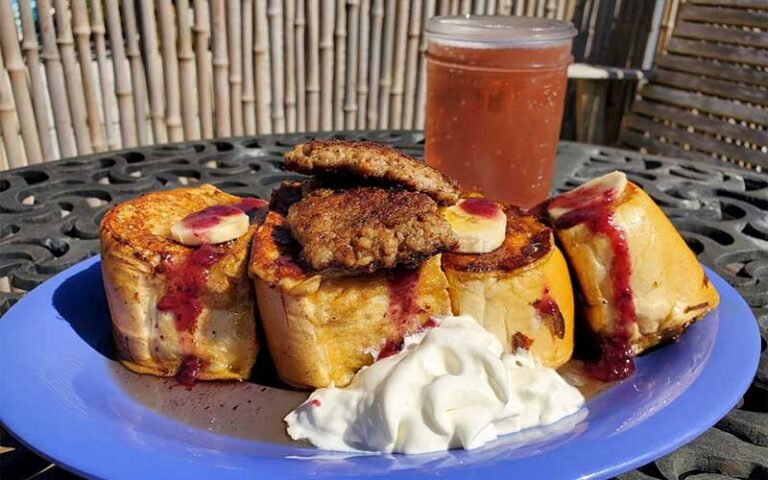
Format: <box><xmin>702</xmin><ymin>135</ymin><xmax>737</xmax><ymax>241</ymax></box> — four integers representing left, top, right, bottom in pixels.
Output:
<box><xmin>425</xmin><ymin>15</ymin><xmax>578</xmax><ymax>46</ymax></box>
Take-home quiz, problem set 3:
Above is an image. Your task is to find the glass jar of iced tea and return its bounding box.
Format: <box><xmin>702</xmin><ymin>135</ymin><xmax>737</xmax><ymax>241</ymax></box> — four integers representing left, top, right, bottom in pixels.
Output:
<box><xmin>424</xmin><ymin>16</ymin><xmax>577</xmax><ymax>208</ymax></box>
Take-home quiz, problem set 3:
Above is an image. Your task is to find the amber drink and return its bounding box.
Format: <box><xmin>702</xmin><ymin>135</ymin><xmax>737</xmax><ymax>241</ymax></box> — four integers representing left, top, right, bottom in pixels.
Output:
<box><xmin>425</xmin><ymin>17</ymin><xmax>576</xmax><ymax>208</ymax></box>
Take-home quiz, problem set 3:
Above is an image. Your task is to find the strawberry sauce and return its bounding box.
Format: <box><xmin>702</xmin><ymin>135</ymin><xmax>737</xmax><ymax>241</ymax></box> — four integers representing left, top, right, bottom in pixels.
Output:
<box><xmin>549</xmin><ymin>185</ymin><xmax>637</xmax><ymax>381</ymax></box>
<box><xmin>157</xmin><ymin>243</ymin><xmax>222</xmax><ymax>334</ymax></box>
<box><xmin>175</xmin><ymin>355</ymin><xmax>205</xmax><ymax>387</ymax></box>
<box><xmin>387</xmin><ymin>267</ymin><xmax>423</xmax><ymax>327</ymax></box>
<box><xmin>533</xmin><ymin>287</ymin><xmax>565</xmax><ymax>339</ymax></box>
<box><xmin>181</xmin><ymin>205</ymin><xmax>243</xmax><ymax>232</ymax></box>
<box><xmin>459</xmin><ymin>198</ymin><xmax>500</xmax><ymax>218</ymax></box>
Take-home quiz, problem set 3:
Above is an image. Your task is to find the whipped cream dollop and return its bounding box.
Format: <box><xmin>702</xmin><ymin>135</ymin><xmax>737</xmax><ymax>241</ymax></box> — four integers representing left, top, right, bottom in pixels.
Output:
<box><xmin>284</xmin><ymin>315</ymin><xmax>585</xmax><ymax>454</ymax></box>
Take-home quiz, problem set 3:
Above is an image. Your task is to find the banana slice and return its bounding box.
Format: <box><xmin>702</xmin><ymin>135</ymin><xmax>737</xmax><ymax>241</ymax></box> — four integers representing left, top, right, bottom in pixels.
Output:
<box><xmin>443</xmin><ymin>198</ymin><xmax>507</xmax><ymax>254</ymax></box>
<box><xmin>171</xmin><ymin>205</ymin><xmax>250</xmax><ymax>246</ymax></box>
<box><xmin>548</xmin><ymin>171</ymin><xmax>627</xmax><ymax>222</ymax></box>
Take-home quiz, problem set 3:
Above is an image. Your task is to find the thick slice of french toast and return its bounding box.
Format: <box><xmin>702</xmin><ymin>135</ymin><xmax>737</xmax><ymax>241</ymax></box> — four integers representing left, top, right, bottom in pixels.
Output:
<box><xmin>100</xmin><ymin>184</ymin><xmax>263</xmax><ymax>381</ymax></box>
<box><xmin>442</xmin><ymin>205</ymin><xmax>575</xmax><ymax>368</ymax></box>
<box><xmin>546</xmin><ymin>172</ymin><xmax>719</xmax><ymax>378</ymax></box>
<box><xmin>249</xmin><ymin>210</ymin><xmax>451</xmax><ymax>389</ymax></box>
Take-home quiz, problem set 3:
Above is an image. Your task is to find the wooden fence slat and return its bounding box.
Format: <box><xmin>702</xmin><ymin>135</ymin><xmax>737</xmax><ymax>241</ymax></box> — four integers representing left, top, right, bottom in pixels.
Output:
<box><xmin>18</xmin><ymin>0</ymin><xmax>55</xmax><ymax>159</ymax></box>
<box><xmin>654</xmin><ymin>68</ymin><xmax>768</xmax><ymax>107</ymax></box>
<box><xmin>633</xmin><ymin>99</ymin><xmax>768</xmax><ymax>148</ymax></box>
<box><xmin>0</xmin><ymin>0</ymin><xmax>43</xmax><ymax>163</ymax></box>
<box><xmin>39</xmin><ymin>0</ymin><xmax>79</xmax><ymax>156</ymax></box>
<box><xmin>178</xmin><ymin>0</ymin><xmax>201</xmax><ymax>139</ymax></box>
<box><xmin>139</xmin><ymin>0</ymin><xmax>167</xmax><ymax>144</ymax></box>
<box><xmin>655</xmin><ymin>54</ymin><xmax>768</xmax><ymax>88</ymax></box>
<box><xmin>674</xmin><ymin>20</ymin><xmax>768</xmax><ymax>48</ymax></box>
<box><xmin>641</xmin><ymin>84</ymin><xmax>768</xmax><ymax>126</ymax></box>
<box><xmin>122</xmin><ymin>0</ymin><xmax>150</xmax><ymax>145</ymax></box>
<box><xmin>104</xmin><ymin>0</ymin><xmax>137</xmax><ymax>148</ymax></box>
<box><xmin>158</xmin><ymin>0</ymin><xmax>184</xmax><ymax>141</ymax></box>
<box><xmin>621</xmin><ymin>129</ymin><xmax>717</xmax><ymax>164</ymax></box>
<box><xmin>678</xmin><ymin>4</ymin><xmax>768</xmax><ymax>27</ymax></box>
<box><xmin>212</xmin><ymin>0</ymin><xmax>232</xmax><ymax>136</ymax></box>
<box><xmin>242</xmin><ymin>0</ymin><xmax>256</xmax><ymax>135</ymax></box>
<box><xmin>194</xmin><ymin>0</ymin><xmax>214</xmax><ymax>138</ymax></box>
<box><xmin>228</xmin><ymin>0</ymin><xmax>244</xmax><ymax>135</ymax></box>
<box><xmin>667</xmin><ymin>37</ymin><xmax>768</xmax><ymax>68</ymax></box>
<box><xmin>626</xmin><ymin>114</ymin><xmax>767</xmax><ymax>169</ymax></box>
<box><xmin>690</xmin><ymin>0</ymin><xmax>768</xmax><ymax>7</ymax></box>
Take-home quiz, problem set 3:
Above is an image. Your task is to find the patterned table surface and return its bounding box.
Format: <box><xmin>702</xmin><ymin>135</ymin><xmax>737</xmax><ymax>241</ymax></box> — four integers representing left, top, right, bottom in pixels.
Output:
<box><xmin>0</xmin><ymin>131</ymin><xmax>765</xmax><ymax>480</ymax></box>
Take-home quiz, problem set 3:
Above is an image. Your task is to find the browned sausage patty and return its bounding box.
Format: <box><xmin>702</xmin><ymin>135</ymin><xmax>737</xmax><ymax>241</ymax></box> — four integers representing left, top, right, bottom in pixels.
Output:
<box><xmin>286</xmin><ymin>187</ymin><xmax>457</xmax><ymax>272</ymax></box>
<box><xmin>283</xmin><ymin>140</ymin><xmax>460</xmax><ymax>206</ymax></box>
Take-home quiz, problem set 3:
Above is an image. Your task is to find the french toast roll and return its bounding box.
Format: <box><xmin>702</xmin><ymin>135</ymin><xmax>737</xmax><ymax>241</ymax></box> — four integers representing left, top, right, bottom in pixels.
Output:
<box><xmin>249</xmin><ymin>211</ymin><xmax>451</xmax><ymax>389</ymax></box>
<box><xmin>442</xmin><ymin>205</ymin><xmax>575</xmax><ymax>368</ymax></box>
<box><xmin>545</xmin><ymin>172</ymin><xmax>719</xmax><ymax>380</ymax></box>
<box><xmin>100</xmin><ymin>184</ymin><xmax>265</xmax><ymax>382</ymax></box>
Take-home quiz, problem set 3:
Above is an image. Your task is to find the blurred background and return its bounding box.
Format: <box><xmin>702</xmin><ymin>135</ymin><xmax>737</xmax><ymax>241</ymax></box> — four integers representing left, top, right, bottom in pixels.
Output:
<box><xmin>0</xmin><ymin>0</ymin><xmax>765</xmax><ymax>171</ymax></box>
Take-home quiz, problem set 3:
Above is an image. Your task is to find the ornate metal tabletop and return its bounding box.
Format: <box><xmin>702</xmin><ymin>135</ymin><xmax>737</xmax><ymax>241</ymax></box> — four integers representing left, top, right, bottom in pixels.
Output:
<box><xmin>0</xmin><ymin>131</ymin><xmax>766</xmax><ymax>480</ymax></box>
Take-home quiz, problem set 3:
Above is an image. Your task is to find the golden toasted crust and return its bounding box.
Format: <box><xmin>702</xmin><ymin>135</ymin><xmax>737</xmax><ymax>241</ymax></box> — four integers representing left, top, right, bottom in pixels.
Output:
<box><xmin>285</xmin><ymin>187</ymin><xmax>458</xmax><ymax>273</ymax></box>
<box><xmin>548</xmin><ymin>181</ymin><xmax>720</xmax><ymax>354</ymax></box>
<box><xmin>249</xmin><ymin>211</ymin><xmax>451</xmax><ymax>388</ymax></box>
<box><xmin>283</xmin><ymin>140</ymin><xmax>460</xmax><ymax>205</ymax></box>
<box><xmin>100</xmin><ymin>184</ymin><xmax>261</xmax><ymax>380</ymax></box>
<box><xmin>442</xmin><ymin>205</ymin><xmax>553</xmax><ymax>274</ymax></box>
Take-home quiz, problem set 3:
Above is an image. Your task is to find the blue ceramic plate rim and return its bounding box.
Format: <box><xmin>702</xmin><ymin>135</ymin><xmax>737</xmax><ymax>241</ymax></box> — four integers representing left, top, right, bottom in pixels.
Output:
<box><xmin>0</xmin><ymin>256</ymin><xmax>760</xmax><ymax>480</ymax></box>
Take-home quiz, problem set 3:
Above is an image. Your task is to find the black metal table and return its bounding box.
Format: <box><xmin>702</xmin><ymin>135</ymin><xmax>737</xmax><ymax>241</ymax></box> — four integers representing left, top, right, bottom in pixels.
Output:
<box><xmin>0</xmin><ymin>131</ymin><xmax>766</xmax><ymax>480</ymax></box>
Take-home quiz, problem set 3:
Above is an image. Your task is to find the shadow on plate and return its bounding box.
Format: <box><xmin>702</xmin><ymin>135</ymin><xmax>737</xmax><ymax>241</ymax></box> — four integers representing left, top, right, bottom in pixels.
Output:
<box><xmin>52</xmin><ymin>261</ymin><xmax>117</xmax><ymax>361</ymax></box>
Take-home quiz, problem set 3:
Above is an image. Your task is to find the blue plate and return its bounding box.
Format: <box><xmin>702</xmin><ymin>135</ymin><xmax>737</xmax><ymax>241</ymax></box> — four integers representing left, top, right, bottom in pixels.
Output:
<box><xmin>0</xmin><ymin>257</ymin><xmax>760</xmax><ymax>480</ymax></box>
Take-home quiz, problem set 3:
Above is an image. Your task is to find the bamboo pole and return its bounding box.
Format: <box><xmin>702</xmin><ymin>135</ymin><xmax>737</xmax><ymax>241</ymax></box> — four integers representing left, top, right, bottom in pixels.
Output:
<box><xmin>0</xmin><ymin>0</ymin><xmax>43</xmax><ymax>163</ymax></box>
<box><xmin>356</xmin><ymin>0</ymin><xmax>370</xmax><ymax>129</ymax></box>
<box><xmin>306</xmin><ymin>0</ymin><xmax>321</xmax><ymax>130</ymax></box>
<box><xmin>390</xmin><ymin>0</ymin><xmax>411</xmax><ymax>129</ymax></box>
<box><xmin>333</xmin><ymin>0</ymin><xmax>346</xmax><ymax>129</ymax></box>
<box><xmin>514</xmin><ymin>0</ymin><xmax>524</xmax><ymax>15</ymax></box>
<box><xmin>211</xmin><ymin>0</ymin><xmax>231</xmax><ymax>136</ymax></box>
<box><xmin>139</xmin><ymin>0</ymin><xmax>167</xmax><ymax>143</ymax></box>
<box><xmin>0</xmin><ymin>128</ymin><xmax>8</xmax><ymax>170</ymax></box>
<box><xmin>486</xmin><ymin>0</ymin><xmax>497</xmax><ymax>14</ymax></box>
<box><xmin>284</xmin><ymin>0</ymin><xmax>297</xmax><ymax>132</ymax></box>
<box><xmin>122</xmin><ymin>0</ymin><xmax>150</xmax><ymax>145</ymax></box>
<box><xmin>71</xmin><ymin>0</ymin><xmax>106</xmax><ymax>152</ymax></box>
<box><xmin>414</xmin><ymin>0</ymin><xmax>434</xmax><ymax>130</ymax></box>
<box><xmin>193</xmin><ymin>0</ymin><xmax>213</xmax><ymax>138</ymax></box>
<box><xmin>320</xmin><ymin>0</ymin><xmax>335</xmax><ymax>130</ymax></box>
<box><xmin>378</xmin><ymin>0</ymin><xmax>397</xmax><ymax>128</ymax></box>
<box><xmin>474</xmin><ymin>0</ymin><xmax>486</xmax><ymax>14</ymax></box>
<box><xmin>460</xmin><ymin>0</ymin><xmax>471</xmax><ymax>14</ymax></box>
<box><xmin>295</xmin><ymin>0</ymin><xmax>307</xmax><ymax>132</ymax></box>
<box><xmin>367</xmin><ymin>0</ymin><xmax>384</xmax><ymax>128</ymax></box>
<box><xmin>242</xmin><ymin>0</ymin><xmax>256</xmax><ymax>134</ymax></box>
<box><xmin>90</xmin><ymin>0</ymin><xmax>120</xmax><ymax>150</ymax></box>
<box><xmin>268</xmin><ymin>0</ymin><xmax>286</xmax><ymax>133</ymax></box>
<box><xmin>177</xmin><ymin>0</ymin><xmax>200</xmax><ymax>139</ymax></box>
<box><xmin>0</xmin><ymin>48</ymin><xmax>26</xmax><ymax>168</ymax></box>
<box><xmin>254</xmin><ymin>0</ymin><xmax>273</xmax><ymax>134</ymax></box>
<box><xmin>158</xmin><ymin>0</ymin><xmax>184</xmax><ymax>141</ymax></box>
<box><xmin>345</xmin><ymin>0</ymin><xmax>361</xmax><ymax>129</ymax></box>
<box><xmin>401</xmin><ymin>0</ymin><xmax>422</xmax><ymax>128</ymax></box>
<box><xmin>498</xmin><ymin>0</ymin><xmax>512</xmax><ymax>14</ymax></box>
<box><xmin>228</xmin><ymin>0</ymin><xmax>244</xmax><ymax>135</ymax></box>
<box><xmin>38</xmin><ymin>0</ymin><xmax>78</xmax><ymax>157</ymax></box>
<box><xmin>53</xmin><ymin>0</ymin><xmax>92</xmax><ymax>154</ymax></box>
<box><xmin>17</xmin><ymin>0</ymin><xmax>54</xmax><ymax>161</ymax></box>
<box><xmin>104</xmin><ymin>0</ymin><xmax>137</xmax><ymax>147</ymax></box>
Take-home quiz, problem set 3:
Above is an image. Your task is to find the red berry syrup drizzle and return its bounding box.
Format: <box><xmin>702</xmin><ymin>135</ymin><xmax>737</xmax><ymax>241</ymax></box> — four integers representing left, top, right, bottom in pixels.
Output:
<box><xmin>549</xmin><ymin>184</ymin><xmax>637</xmax><ymax>381</ymax></box>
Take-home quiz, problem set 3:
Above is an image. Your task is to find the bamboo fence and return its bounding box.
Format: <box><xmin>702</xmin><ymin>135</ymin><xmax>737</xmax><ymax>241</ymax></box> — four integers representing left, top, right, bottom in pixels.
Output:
<box><xmin>0</xmin><ymin>0</ymin><xmax>684</xmax><ymax>169</ymax></box>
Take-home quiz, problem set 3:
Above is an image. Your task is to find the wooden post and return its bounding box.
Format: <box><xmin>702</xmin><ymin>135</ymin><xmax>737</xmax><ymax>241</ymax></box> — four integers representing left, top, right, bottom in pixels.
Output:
<box><xmin>0</xmin><ymin>0</ymin><xmax>44</xmax><ymax>162</ymax></box>
<box><xmin>71</xmin><ymin>0</ymin><xmax>106</xmax><ymax>152</ymax></box>
<box><xmin>16</xmin><ymin>0</ymin><xmax>54</xmax><ymax>160</ymax></box>
<box><xmin>122</xmin><ymin>0</ymin><xmax>150</xmax><ymax>145</ymax></box>
<box><xmin>228</xmin><ymin>0</ymin><xmax>244</xmax><ymax>135</ymax></box>
<box><xmin>211</xmin><ymin>0</ymin><xmax>232</xmax><ymax>136</ymax></box>
<box><xmin>254</xmin><ymin>0</ymin><xmax>273</xmax><ymax>134</ymax></box>
<box><xmin>177</xmin><ymin>0</ymin><xmax>200</xmax><ymax>139</ymax></box>
<box><xmin>193</xmin><ymin>0</ymin><xmax>214</xmax><ymax>138</ymax></box>
<box><xmin>242</xmin><ymin>0</ymin><xmax>257</xmax><ymax>134</ymax></box>
<box><xmin>38</xmin><ymin>0</ymin><xmax>79</xmax><ymax>156</ymax></box>
<box><xmin>158</xmin><ymin>0</ymin><xmax>184</xmax><ymax>141</ymax></box>
<box><xmin>91</xmin><ymin>0</ymin><xmax>120</xmax><ymax>150</ymax></box>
